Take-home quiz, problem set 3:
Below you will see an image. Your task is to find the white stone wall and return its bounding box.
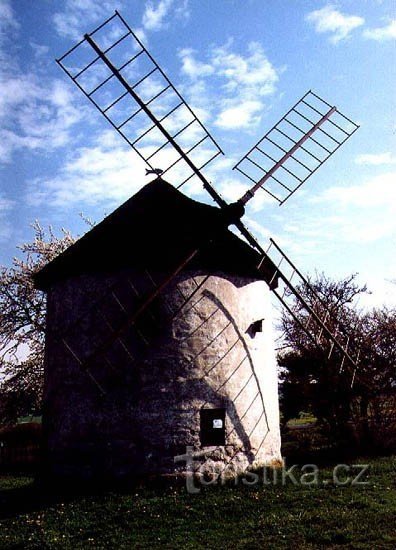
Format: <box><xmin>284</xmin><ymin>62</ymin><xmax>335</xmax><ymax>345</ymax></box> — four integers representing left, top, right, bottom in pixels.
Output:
<box><xmin>167</xmin><ymin>273</ymin><xmax>282</xmax><ymax>476</ymax></box>
<box><xmin>43</xmin><ymin>268</ymin><xmax>282</xmax><ymax>480</ymax></box>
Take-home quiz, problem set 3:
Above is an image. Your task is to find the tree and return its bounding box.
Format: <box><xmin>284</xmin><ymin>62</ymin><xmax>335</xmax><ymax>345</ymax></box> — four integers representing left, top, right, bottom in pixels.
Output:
<box><xmin>0</xmin><ymin>222</ymin><xmax>74</xmax><ymax>424</ymax></box>
<box><xmin>354</xmin><ymin>306</ymin><xmax>396</xmax><ymax>449</ymax></box>
<box><xmin>278</xmin><ymin>273</ymin><xmax>396</xmax><ymax>451</ymax></box>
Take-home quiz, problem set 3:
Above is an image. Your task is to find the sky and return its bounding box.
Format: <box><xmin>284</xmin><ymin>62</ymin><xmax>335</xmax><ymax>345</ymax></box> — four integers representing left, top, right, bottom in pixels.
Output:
<box><xmin>0</xmin><ymin>0</ymin><xmax>395</xmax><ymax>311</ymax></box>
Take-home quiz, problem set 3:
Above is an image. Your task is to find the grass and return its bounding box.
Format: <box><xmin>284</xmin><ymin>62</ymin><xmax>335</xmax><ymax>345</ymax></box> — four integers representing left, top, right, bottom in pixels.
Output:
<box><xmin>286</xmin><ymin>415</ymin><xmax>317</xmax><ymax>427</ymax></box>
<box><xmin>0</xmin><ymin>456</ymin><xmax>395</xmax><ymax>549</ymax></box>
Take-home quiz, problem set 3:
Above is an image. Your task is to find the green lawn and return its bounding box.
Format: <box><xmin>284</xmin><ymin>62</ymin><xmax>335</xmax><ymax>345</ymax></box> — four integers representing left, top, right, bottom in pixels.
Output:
<box><xmin>0</xmin><ymin>456</ymin><xmax>395</xmax><ymax>549</ymax></box>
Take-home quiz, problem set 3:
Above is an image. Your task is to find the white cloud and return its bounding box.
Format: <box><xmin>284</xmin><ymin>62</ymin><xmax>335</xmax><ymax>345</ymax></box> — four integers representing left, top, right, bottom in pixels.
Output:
<box><xmin>0</xmin><ymin>194</ymin><xmax>13</xmax><ymax>212</ymax></box>
<box><xmin>263</xmin><ymin>170</ymin><xmax>396</xmax><ymax>301</ymax></box>
<box><xmin>0</xmin><ymin>76</ymin><xmax>82</xmax><ymax>163</ymax></box>
<box><xmin>213</xmin><ymin>42</ymin><xmax>279</xmax><ymax>129</ymax></box>
<box><xmin>0</xmin><ymin>0</ymin><xmax>18</xmax><ymax>71</ymax></box>
<box><xmin>179</xmin><ymin>48</ymin><xmax>215</xmax><ymax>79</ymax></box>
<box><xmin>52</xmin><ymin>0</ymin><xmax>189</xmax><ymax>45</ymax></box>
<box><xmin>357</xmin><ymin>277</ymin><xmax>396</xmax><ymax>309</ymax></box>
<box><xmin>211</xmin><ymin>42</ymin><xmax>279</xmax><ymax>96</ymax></box>
<box><xmin>143</xmin><ymin>0</ymin><xmax>173</xmax><ymax>30</ymax></box>
<box><xmin>306</xmin><ymin>5</ymin><xmax>364</xmax><ymax>44</ymax></box>
<box><xmin>243</xmin><ymin>216</ymin><xmax>272</xmax><ymax>242</ymax></box>
<box><xmin>215</xmin><ymin>100</ymin><xmax>263</xmax><ymax>130</ymax></box>
<box><xmin>173</xmin><ymin>0</ymin><xmax>190</xmax><ymax>22</ymax></box>
<box><xmin>291</xmin><ymin>171</ymin><xmax>396</xmax><ymax>249</ymax></box>
<box><xmin>29</xmin><ymin>42</ymin><xmax>50</xmax><ymax>60</ymax></box>
<box><xmin>53</xmin><ymin>0</ymin><xmax>124</xmax><ymax>41</ymax></box>
<box><xmin>134</xmin><ymin>27</ymin><xmax>147</xmax><ymax>45</ymax></box>
<box><xmin>0</xmin><ymin>4</ymin><xmax>84</xmax><ymax>164</ymax></box>
<box><xmin>320</xmin><ymin>171</ymin><xmax>396</xmax><ymax>212</ymax></box>
<box><xmin>216</xmin><ymin>178</ymin><xmax>250</xmax><ymax>203</ymax></box>
<box><xmin>355</xmin><ymin>152</ymin><xmax>396</xmax><ymax>166</ymax></box>
<box><xmin>364</xmin><ymin>20</ymin><xmax>396</xmax><ymax>41</ymax></box>
<box><xmin>27</xmin><ymin>131</ymin><xmax>149</xmax><ymax>208</ymax></box>
<box><xmin>142</xmin><ymin>0</ymin><xmax>190</xmax><ymax>31</ymax></box>
<box><xmin>0</xmin><ymin>73</ymin><xmax>35</xmax><ymax>119</ymax></box>
<box><xmin>338</xmin><ymin>213</ymin><xmax>395</xmax><ymax>244</ymax></box>
<box><xmin>0</xmin><ymin>0</ymin><xmax>18</xmax><ymax>30</ymax></box>
<box><xmin>179</xmin><ymin>41</ymin><xmax>280</xmax><ymax>132</ymax></box>
<box><xmin>0</xmin><ymin>193</ymin><xmax>13</xmax><ymax>242</ymax></box>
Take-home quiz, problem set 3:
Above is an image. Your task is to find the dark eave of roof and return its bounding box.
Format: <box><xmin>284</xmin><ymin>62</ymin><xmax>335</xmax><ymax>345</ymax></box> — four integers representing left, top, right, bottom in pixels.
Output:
<box><xmin>34</xmin><ymin>178</ymin><xmax>277</xmax><ymax>291</ymax></box>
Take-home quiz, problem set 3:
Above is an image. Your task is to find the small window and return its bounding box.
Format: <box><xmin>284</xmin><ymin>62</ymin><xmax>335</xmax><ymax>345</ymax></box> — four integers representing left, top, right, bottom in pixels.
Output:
<box><xmin>200</xmin><ymin>408</ymin><xmax>226</xmax><ymax>446</ymax></box>
<box><xmin>246</xmin><ymin>319</ymin><xmax>263</xmax><ymax>339</ymax></box>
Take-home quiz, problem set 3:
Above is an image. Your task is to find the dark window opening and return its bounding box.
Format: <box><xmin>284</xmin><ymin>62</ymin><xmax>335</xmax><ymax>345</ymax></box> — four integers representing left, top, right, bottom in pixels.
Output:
<box><xmin>200</xmin><ymin>408</ymin><xmax>226</xmax><ymax>446</ymax></box>
<box><xmin>246</xmin><ymin>319</ymin><xmax>263</xmax><ymax>339</ymax></box>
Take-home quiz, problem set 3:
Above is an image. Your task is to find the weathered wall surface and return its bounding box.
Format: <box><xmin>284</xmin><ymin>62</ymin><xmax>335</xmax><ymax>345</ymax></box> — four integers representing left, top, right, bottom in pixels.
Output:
<box><xmin>43</xmin><ymin>268</ymin><xmax>281</xmax><ymax>481</ymax></box>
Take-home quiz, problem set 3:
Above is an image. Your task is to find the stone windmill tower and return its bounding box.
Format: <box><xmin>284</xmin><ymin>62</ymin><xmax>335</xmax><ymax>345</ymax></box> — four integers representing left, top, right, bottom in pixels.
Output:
<box><xmin>35</xmin><ymin>12</ymin><xmax>360</xmax><ymax>482</ymax></box>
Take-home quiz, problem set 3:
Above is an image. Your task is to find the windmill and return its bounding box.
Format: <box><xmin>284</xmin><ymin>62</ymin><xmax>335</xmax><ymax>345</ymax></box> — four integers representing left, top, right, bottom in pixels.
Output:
<box><xmin>36</xmin><ymin>11</ymin><xmax>360</xmax><ymax>481</ymax></box>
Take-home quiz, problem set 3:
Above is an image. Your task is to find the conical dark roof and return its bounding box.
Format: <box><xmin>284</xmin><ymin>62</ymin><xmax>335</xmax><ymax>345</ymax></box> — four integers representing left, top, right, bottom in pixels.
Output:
<box><xmin>34</xmin><ymin>179</ymin><xmax>276</xmax><ymax>291</ymax></box>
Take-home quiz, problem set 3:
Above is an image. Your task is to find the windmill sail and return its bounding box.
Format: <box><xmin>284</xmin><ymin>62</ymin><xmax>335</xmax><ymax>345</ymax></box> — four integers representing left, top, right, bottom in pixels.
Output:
<box><xmin>260</xmin><ymin>238</ymin><xmax>361</xmax><ymax>385</ymax></box>
<box><xmin>234</xmin><ymin>91</ymin><xmax>359</xmax><ymax>206</ymax></box>
<box><xmin>57</xmin><ymin>11</ymin><xmax>223</xmax><ymax>195</ymax></box>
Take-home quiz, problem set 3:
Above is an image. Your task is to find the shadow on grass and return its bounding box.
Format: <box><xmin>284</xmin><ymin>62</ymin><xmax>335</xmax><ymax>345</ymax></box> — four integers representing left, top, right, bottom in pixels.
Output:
<box><xmin>0</xmin><ymin>472</ymin><xmax>133</xmax><ymax>519</ymax></box>
<box><xmin>0</xmin><ymin>471</ymin><xmax>184</xmax><ymax>520</ymax></box>
<box><xmin>0</xmin><ymin>476</ymin><xmax>86</xmax><ymax>519</ymax></box>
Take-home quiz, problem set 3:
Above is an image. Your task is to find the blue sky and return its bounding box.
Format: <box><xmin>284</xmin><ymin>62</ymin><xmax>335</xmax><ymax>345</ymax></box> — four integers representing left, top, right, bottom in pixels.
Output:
<box><xmin>0</xmin><ymin>0</ymin><xmax>395</xmax><ymax>309</ymax></box>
